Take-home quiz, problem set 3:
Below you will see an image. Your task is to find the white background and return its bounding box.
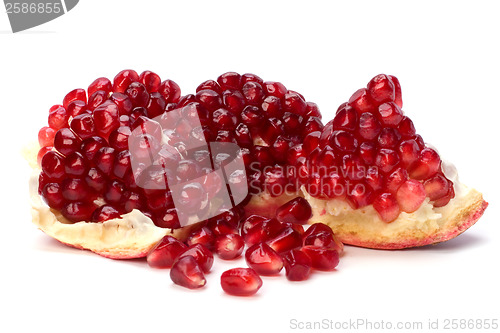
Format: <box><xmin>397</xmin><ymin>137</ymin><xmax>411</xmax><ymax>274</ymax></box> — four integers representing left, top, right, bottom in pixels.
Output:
<box><xmin>1</xmin><ymin>1</ymin><xmax>499</xmax><ymax>332</ymax></box>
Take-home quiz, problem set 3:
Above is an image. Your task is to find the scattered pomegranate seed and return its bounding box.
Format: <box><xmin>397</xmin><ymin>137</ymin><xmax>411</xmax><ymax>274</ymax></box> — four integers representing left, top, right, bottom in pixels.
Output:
<box><xmin>245</xmin><ymin>243</ymin><xmax>284</xmax><ymax>276</ymax></box>
<box><xmin>301</xmin><ymin>246</ymin><xmax>339</xmax><ymax>271</ymax></box>
<box><xmin>176</xmin><ymin>244</ymin><xmax>214</xmax><ymax>273</ymax></box>
<box><xmin>276</xmin><ymin>197</ymin><xmax>312</xmax><ymax>225</ymax></box>
<box><xmin>220</xmin><ymin>268</ymin><xmax>263</xmax><ymax>296</ymax></box>
<box><xmin>215</xmin><ymin>234</ymin><xmax>245</xmax><ymax>260</ymax></box>
<box><xmin>147</xmin><ymin>235</ymin><xmax>187</xmax><ymax>269</ymax></box>
<box><xmin>282</xmin><ymin>249</ymin><xmax>312</xmax><ymax>281</ymax></box>
<box><xmin>170</xmin><ymin>255</ymin><xmax>206</xmax><ymax>289</ymax></box>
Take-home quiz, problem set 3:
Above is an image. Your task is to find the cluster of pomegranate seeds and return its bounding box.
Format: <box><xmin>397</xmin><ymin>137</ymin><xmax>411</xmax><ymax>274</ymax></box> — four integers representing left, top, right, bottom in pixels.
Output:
<box><xmin>300</xmin><ymin>74</ymin><xmax>454</xmax><ymax>222</ymax></box>
<box><xmin>37</xmin><ymin>70</ymin><xmax>322</xmax><ymax>226</ymax></box>
<box><xmin>147</xmin><ymin>197</ymin><xmax>342</xmax><ymax>296</ymax></box>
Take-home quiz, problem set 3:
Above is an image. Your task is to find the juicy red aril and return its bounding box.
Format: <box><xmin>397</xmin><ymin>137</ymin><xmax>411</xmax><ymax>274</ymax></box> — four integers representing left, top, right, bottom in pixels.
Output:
<box><xmin>139</xmin><ymin>70</ymin><xmax>161</xmax><ymax>93</ymax></box>
<box><xmin>357</xmin><ymin>112</ymin><xmax>381</xmax><ymax>140</ymax></box>
<box><xmin>266</xmin><ymin>227</ymin><xmax>302</xmax><ymax>253</ymax></box>
<box><xmin>245</xmin><ymin>243</ymin><xmax>284</xmax><ymax>276</ymax></box>
<box><xmin>159</xmin><ymin>79</ymin><xmax>181</xmax><ymax>103</ymax></box>
<box><xmin>366</xmin><ymin>166</ymin><xmax>384</xmax><ymax>192</ymax></box>
<box><xmin>70</xmin><ymin>113</ymin><xmax>95</xmax><ymax>139</ymax></box>
<box><xmin>373</xmin><ymin>192</ymin><xmax>401</xmax><ymax>223</ymax></box>
<box><xmin>147</xmin><ymin>235</ymin><xmax>187</xmax><ymax>269</ymax></box>
<box><xmin>91</xmin><ymin>205</ymin><xmax>121</xmax><ymax>222</ymax></box>
<box><xmin>349</xmin><ymin>88</ymin><xmax>376</xmax><ymax>114</ymax></box>
<box><xmin>396</xmin><ymin>179</ymin><xmax>426</xmax><ymax>213</ymax></box>
<box><xmin>48</xmin><ymin>105</ymin><xmax>69</xmax><ymax>130</ymax></box>
<box><xmin>61</xmin><ymin>178</ymin><xmax>89</xmax><ymax>201</ymax></box>
<box><xmin>276</xmin><ymin>197</ymin><xmax>312</xmax><ymax>225</ymax></box>
<box><xmin>63</xmin><ymin>88</ymin><xmax>87</xmax><ymax>109</ymax></box>
<box><xmin>88</xmin><ymin>77</ymin><xmax>112</xmax><ymax>97</ymax></box>
<box><xmin>154</xmin><ymin>208</ymin><xmax>181</xmax><ymax>229</ymax></box>
<box><xmin>377</xmin><ymin>102</ymin><xmax>403</xmax><ymax>126</ymax></box>
<box><xmin>282</xmin><ymin>249</ymin><xmax>312</xmax><ymax>281</ymax></box>
<box><xmin>331</xmin><ymin>130</ymin><xmax>358</xmax><ymax>152</ymax></box>
<box><xmin>346</xmin><ymin>183</ymin><xmax>373</xmax><ymax>209</ymax></box>
<box><xmin>38</xmin><ymin>126</ymin><xmax>56</xmax><ymax>147</ymax></box>
<box><xmin>212</xmin><ymin>108</ymin><xmax>238</xmax><ymax>130</ymax></box>
<box><xmin>301</xmin><ymin>246</ymin><xmax>339</xmax><ymax>271</ymax></box>
<box><xmin>389</xmin><ymin>75</ymin><xmax>403</xmax><ymax>107</ymax></box>
<box><xmin>41</xmin><ymin>183</ymin><xmax>64</xmax><ymax>210</ymax></box>
<box><xmin>263</xmin><ymin>81</ymin><xmax>287</xmax><ymax>98</ymax></box>
<box><xmin>217</xmin><ymin>72</ymin><xmax>241</xmax><ymax>90</ymax></box>
<box><xmin>37</xmin><ymin>146</ymin><xmax>52</xmax><ymax>166</ymax></box>
<box><xmin>109</xmin><ymin>93</ymin><xmax>133</xmax><ymax>116</ymax></box>
<box><xmin>261</xmin><ymin>95</ymin><xmax>283</xmax><ymax>118</ymax></box>
<box><xmin>408</xmin><ymin>148</ymin><xmax>441</xmax><ymax>180</ymax></box>
<box><xmin>123</xmin><ymin>192</ymin><xmax>144</xmax><ymax>213</ymax></box>
<box><xmin>423</xmin><ymin>173</ymin><xmax>450</xmax><ymax>201</ymax></box>
<box><xmin>240</xmin><ymin>215</ymin><xmax>268</xmax><ymax>237</ymax></box>
<box><xmin>215</xmin><ymin>234</ymin><xmax>245</xmax><ymax>260</ymax></box>
<box><xmin>375</xmin><ymin>148</ymin><xmax>400</xmax><ymax>174</ymax></box>
<box><xmin>64</xmin><ymin>152</ymin><xmax>87</xmax><ymax>177</ymax></box>
<box><xmin>196</xmin><ymin>80</ymin><xmax>221</xmax><ymax>94</ymax></box>
<box><xmin>377</xmin><ymin>127</ymin><xmax>400</xmax><ymax>148</ymax></box>
<box><xmin>61</xmin><ymin>201</ymin><xmax>94</xmax><ymax>222</ymax></box>
<box><xmin>67</xmin><ymin>100</ymin><xmax>88</xmax><ymax>117</ymax></box>
<box><xmin>177</xmin><ymin>244</ymin><xmax>214</xmax><ymax>273</ymax></box>
<box><xmin>397</xmin><ymin>116</ymin><xmax>416</xmax><ymax>138</ymax></box>
<box><xmin>80</xmin><ymin>136</ymin><xmax>106</xmax><ymax>161</ymax></box>
<box><xmin>85</xmin><ymin>167</ymin><xmax>106</xmax><ymax>192</ymax></box>
<box><xmin>222</xmin><ymin>90</ymin><xmax>246</xmax><ymax>114</ymax></box>
<box><xmin>242</xmin><ymin>81</ymin><xmax>264</xmax><ymax>105</ymax></box>
<box><xmin>433</xmin><ymin>182</ymin><xmax>455</xmax><ymax>207</ymax></box>
<box><xmin>108</xmin><ymin>126</ymin><xmax>131</xmax><ymax>151</ymax></box>
<box><xmin>170</xmin><ymin>255</ymin><xmax>206</xmax><ymax>289</ymax></box>
<box><xmin>398</xmin><ymin>139</ymin><xmax>420</xmax><ymax>167</ymax></box>
<box><xmin>126</xmin><ymin>82</ymin><xmax>149</xmax><ymax>108</ymax></box>
<box><xmin>303</xmin><ymin>231</ymin><xmax>343</xmax><ymax>253</ymax></box>
<box><xmin>333</xmin><ymin>105</ymin><xmax>357</xmax><ymax>131</ymax></box>
<box><xmin>41</xmin><ymin>151</ymin><xmax>65</xmax><ymax>180</ymax></box>
<box><xmin>104</xmin><ymin>180</ymin><xmax>126</xmax><ymax>205</ymax></box>
<box><xmin>241</xmin><ymin>73</ymin><xmax>263</xmax><ymax>85</ymax></box>
<box><xmin>303</xmin><ymin>222</ymin><xmax>334</xmax><ymax>238</ymax></box>
<box><xmin>196</xmin><ymin>89</ymin><xmax>222</xmax><ymax>112</ymax></box>
<box><xmin>54</xmin><ymin>128</ymin><xmax>81</xmax><ymax>156</ymax></box>
<box><xmin>113</xmin><ymin>70</ymin><xmax>139</xmax><ymax>93</ymax></box>
<box><xmin>367</xmin><ymin>74</ymin><xmax>395</xmax><ymax>104</ymax></box>
<box><xmin>385</xmin><ymin>167</ymin><xmax>409</xmax><ymax>194</ymax></box>
<box><xmin>93</xmin><ymin>101</ymin><xmax>119</xmax><ymax>140</ymax></box>
<box><xmin>220</xmin><ymin>268</ymin><xmax>262</xmax><ymax>296</ymax></box>
<box><xmin>88</xmin><ymin>90</ymin><xmax>108</xmax><ymax>111</ymax></box>
<box><xmin>94</xmin><ymin>147</ymin><xmax>116</xmax><ymax>176</ymax></box>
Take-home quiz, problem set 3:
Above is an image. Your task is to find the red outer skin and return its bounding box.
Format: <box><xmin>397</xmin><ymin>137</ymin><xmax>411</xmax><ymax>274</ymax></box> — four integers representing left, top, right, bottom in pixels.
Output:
<box><xmin>342</xmin><ymin>199</ymin><xmax>488</xmax><ymax>250</ymax></box>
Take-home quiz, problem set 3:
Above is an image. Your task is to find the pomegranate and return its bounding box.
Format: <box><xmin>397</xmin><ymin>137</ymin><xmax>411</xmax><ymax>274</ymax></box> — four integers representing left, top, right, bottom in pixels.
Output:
<box><xmin>220</xmin><ymin>268</ymin><xmax>263</xmax><ymax>296</ymax></box>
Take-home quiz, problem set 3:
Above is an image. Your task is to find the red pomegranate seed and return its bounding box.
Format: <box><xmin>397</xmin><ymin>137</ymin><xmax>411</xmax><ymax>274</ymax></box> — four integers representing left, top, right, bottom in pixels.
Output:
<box><xmin>398</xmin><ymin>139</ymin><xmax>420</xmax><ymax>167</ymax></box>
<box><xmin>263</xmin><ymin>165</ymin><xmax>288</xmax><ymax>197</ymax></box>
<box><xmin>196</xmin><ymin>80</ymin><xmax>221</xmax><ymax>94</ymax></box>
<box><xmin>333</xmin><ymin>104</ymin><xmax>357</xmax><ymax>131</ymax></box>
<box><xmin>61</xmin><ymin>178</ymin><xmax>89</xmax><ymax>201</ymax></box>
<box><xmin>38</xmin><ymin>126</ymin><xmax>56</xmax><ymax>147</ymax></box>
<box><xmin>54</xmin><ymin>128</ymin><xmax>81</xmax><ymax>156</ymax></box>
<box><xmin>331</xmin><ymin>130</ymin><xmax>358</xmax><ymax>152</ymax></box>
<box><xmin>63</xmin><ymin>88</ymin><xmax>87</xmax><ymax>109</ymax></box>
<box><xmin>266</xmin><ymin>227</ymin><xmax>302</xmax><ymax>253</ymax></box>
<box><xmin>302</xmin><ymin>131</ymin><xmax>321</xmax><ymax>154</ymax></box>
<box><xmin>196</xmin><ymin>89</ymin><xmax>222</xmax><ymax>112</ymax></box>
<box><xmin>282</xmin><ymin>249</ymin><xmax>312</xmax><ymax>281</ymax></box>
<box><xmin>64</xmin><ymin>151</ymin><xmax>87</xmax><ymax>177</ymax></box>
<box><xmin>261</xmin><ymin>95</ymin><xmax>283</xmax><ymax>118</ymax></box>
<box><xmin>396</xmin><ymin>179</ymin><xmax>426</xmax><ymax>213</ymax></box>
<box><xmin>301</xmin><ymin>246</ymin><xmax>339</xmax><ymax>271</ymax></box>
<box><xmin>385</xmin><ymin>167</ymin><xmax>409</xmax><ymax>194</ymax></box>
<box><xmin>397</xmin><ymin>116</ymin><xmax>416</xmax><ymax>138</ymax></box>
<box><xmin>88</xmin><ymin>90</ymin><xmax>108</xmax><ymax>111</ymax></box>
<box><xmin>48</xmin><ymin>105</ymin><xmax>69</xmax><ymax>130</ymax></box>
<box><xmin>113</xmin><ymin>69</ymin><xmax>139</xmax><ymax>93</ymax></box>
<box><xmin>85</xmin><ymin>167</ymin><xmax>106</xmax><ymax>192</ymax></box>
<box><xmin>433</xmin><ymin>182</ymin><xmax>455</xmax><ymax>207</ymax></box>
<box><xmin>348</xmin><ymin>88</ymin><xmax>376</xmax><ymax>114</ymax></box>
<box><xmin>241</xmin><ymin>73</ymin><xmax>263</xmax><ymax>85</ymax></box>
<box><xmin>359</xmin><ymin>141</ymin><xmax>376</xmax><ymax>165</ymax></box>
<box><xmin>357</xmin><ymin>112</ymin><xmax>381</xmax><ymax>140</ymax></box>
<box><xmin>408</xmin><ymin>148</ymin><xmax>441</xmax><ymax>180</ymax></box>
<box><xmin>207</xmin><ymin>219</ymin><xmax>238</xmax><ymax>237</ymax></box>
<box><xmin>61</xmin><ymin>201</ymin><xmax>94</xmax><ymax>222</ymax></box>
<box><xmin>88</xmin><ymin>77</ymin><xmax>112</xmax><ymax>97</ymax></box>
<box><xmin>176</xmin><ymin>244</ymin><xmax>214</xmax><ymax>273</ymax></box>
<box><xmin>91</xmin><ymin>205</ymin><xmax>121</xmax><ymax>222</ymax></box>
<box><xmin>303</xmin><ymin>231</ymin><xmax>343</xmax><ymax>253</ymax></box>
<box><xmin>94</xmin><ymin>147</ymin><xmax>116</xmax><ymax>176</ymax></box>
<box><xmin>126</xmin><ymin>82</ymin><xmax>150</xmax><ymax>108</ymax></box>
<box><xmin>93</xmin><ymin>101</ymin><xmax>119</xmax><ymax>140</ymax></box>
<box><xmin>147</xmin><ymin>235</ymin><xmax>187</xmax><ymax>269</ymax></box>
<box><xmin>346</xmin><ymin>183</ymin><xmax>373</xmax><ymax>209</ymax></box>
<box><xmin>108</xmin><ymin>126</ymin><xmax>131</xmax><ymax>151</ymax></box>
<box><xmin>212</xmin><ymin>108</ymin><xmax>238</xmax><ymax>130</ymax></box>
<box><xmin>366</xmin><ymin>166</ymin><xmax>384</xmax><ymax>192</ymax></box>
<box><xmin>375</xmin><ymin>148</ymin><xmax>400</xmax><ymax>174</ymax></box>
<box><xmin>41</xmin><ymin>183</ymin><xmax>64</xmax><ymax>210</ymax></box>
<box><xmin>242</xmin><ymin>81</ymin><xmax>265</xmax><ymax>105</ymax></box>
<box><xmin>170</xmin><ymin>255</ymin><xmax>206</xmax><ymax>289</ymax></box>
<box><xmin>220</xmin><ymin>268</ymin><xmax>262</xmax><ymax>296</ymax></box>
<box><xmin>104</xmin><ymin>180</ymin><xmax>126</xmax><ymax>205</ymax></box>
<box><xmin>37</xmin><ymin>146</ymin><xmax>52</xmax><ymax>166</ymax></box>
<box><xmin>245</xmin><ymin>243</ymin><xmax>284</xmax><ymax>276</ymax></box>
<box><xmin>282</xmin><ymin>112</ymin><xmax>303</xmax><ymax>134</ymax></box>
<box><xmin>367</xmin><ymin>74</ymin><xmax>395</xmax><ymax>104</ymax></box>
<box><xmin>159</xmin><ymin>79</ymin><xmax>181</xmax><ymax>103</ymax></box>
<box><xmin>240</xmin><ymin>215</ymin><xmax>268</xmax><ymax>237</ymax></box>
<box><xmin>222</xmin><ymin>90</ymin><xmax>246</xmax><ymax>114</ymax></box>
<box><xmin>423</xmin><ymin>173</ymin><xmax>450</xmax><ymax>201</ymax></box>
<box><xmin>284</xmin><ymin>92</ymin><xmax>307</xmax><ymax>116</ymax></box>
<box><xmin>139</xmin><ymin>70</ymin><xmax>161</xmax><ymax>93</ymax></box>
<box><xmin>154</xmin><ymin>208</ymin><xmax>181</xmax><ymax>229</ymax></box>
<box><xmin>263</xmin><ymin>81</ymin><xmax>287</xmax><ymax>98</ymax></box>
<box><xmin>305</xmin><ymin>102</ymin><xmax>321</xmax><ymax>119</ymax></box>
<box><xmin>377</xmin><ymin>102</ymin><xmax>403</xmax><ymax>126</ymax></box>
<box><xmin>66</xmin><ymin>100</ymin><xmax>88</xmax><ymax>117</ymax></box>
<box><xmin>109</xmin><ymin>93</ymin><xmax>133</xmax><ymax>116</ymax></box>
<box><xmin>123</xmin><ymin>191</ymin><xmax>144</xmax><ymax>213</ymax></box>
<box><xmin>303</xmin><ymin>117</ymin><xmax>324</xmax><ymax>134</ymax></box>
<box><xmin>373</xmin><ymin>192</ymin><xmax>400</xmax><ymax>223</ymax></box>
<box><xmin>215</xmin><ymin>234</ymin><xmax>245</xmax><ymax>260</ymax></box>
<box><xmin>377</xmin><ymin>127</ymin><xmax>400</xmax><ymax>148</ymax></box>
<box><xmin>388</xmin><ymin>75</ymin><xmax>403</xmax><ymax>108</ymax></box>
<box><xmin>276</xmin><ymin>197</ymin><xmax>312</xmax><ymax>225</ymax></box>
<box><xmin>70</xmin><ymin>113</ymin><xmax>95</xmax><ymax>139</ymax></box>
<box><xmin>217</xmin><ymin>72</ymin><xmax>241</xmax><ymax>90</ymax></box>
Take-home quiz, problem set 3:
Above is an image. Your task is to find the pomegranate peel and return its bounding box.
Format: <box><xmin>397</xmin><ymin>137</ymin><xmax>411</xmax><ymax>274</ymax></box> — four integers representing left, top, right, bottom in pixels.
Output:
<box><xmin>303</xmin><ymin>184</ymin><xmax>487</xmax><ymax>250</ymax></box>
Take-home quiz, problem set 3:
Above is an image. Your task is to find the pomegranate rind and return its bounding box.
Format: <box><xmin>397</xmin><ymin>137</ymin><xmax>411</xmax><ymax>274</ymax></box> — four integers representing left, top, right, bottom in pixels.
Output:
<box><xmin>303</xmin><ymin>184</ymin><xmax>487</xmax><ymax>250</ymax></box>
